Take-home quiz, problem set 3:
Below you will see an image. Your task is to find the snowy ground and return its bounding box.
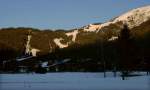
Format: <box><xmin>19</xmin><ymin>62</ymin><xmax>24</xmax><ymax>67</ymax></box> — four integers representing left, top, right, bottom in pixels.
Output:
<box><xmin>0</xmin><ymin>72</ymin><xmax>149</xmax><ymax>90</ymax></box>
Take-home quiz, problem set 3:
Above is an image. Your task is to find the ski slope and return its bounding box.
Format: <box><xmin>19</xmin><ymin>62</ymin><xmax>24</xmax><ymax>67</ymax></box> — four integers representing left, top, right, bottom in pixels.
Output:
<box><xmin>0</xmin><ymin>72</ymin><xmax>149</xmax><ymax>90</ymax></box>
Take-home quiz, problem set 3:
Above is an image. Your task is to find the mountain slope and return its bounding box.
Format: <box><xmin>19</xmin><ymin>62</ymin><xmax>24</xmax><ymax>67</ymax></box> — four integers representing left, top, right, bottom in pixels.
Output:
<box><xmin>53</xmin><ymin>5</ymin><xmax>150</xmax><ymax>48</ymax></box>
<box><xmin>84</xmin><ymin>6</ymin><xmax>150</xmax><ymax>32</ymax></box>
<box><xmin>0</xmin><ymin>5</ymin><xmax>150</xmax><ymax>58</ymax></box>
<box><xmin>0</xmin><ymin>5</ymin><xmax>150</xmax><ymax>72</ymax></box>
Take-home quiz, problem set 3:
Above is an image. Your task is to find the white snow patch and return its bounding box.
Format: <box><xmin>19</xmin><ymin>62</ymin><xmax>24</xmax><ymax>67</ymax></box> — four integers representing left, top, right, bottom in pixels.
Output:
<box><xmin>83</xmin><ymin>24</ymin><xmax>101</xmax><ymax>32</ymax></box>
<box><xmin>24</xmin><ymin>32</ymin><xmax>40</xmax><ymax>57</ymax></box>
<box><xmin>41</xmin><ymin>62</ymin><xmax>48</xmax><ymax>68</ymax></box>
<box><xmin>108</xmin><ymin>36</ymin><xmax>118</xmax><ymax>41</ymax></box>
<box><xmin>66</xmin><ymin>30</ymin><xmax>78</xmax><ymax>42</ymax></box>
<box><xmin>31</xmin><ymin>48</ymin><xmax>40</xmax><ymax>57</ymax></box>
<box><xmin>53</xmin><ymin>38</ymin><xmax>69</xmax><ymax>48</ymax></box>
<box><xmin>25</xmin><ymin>34</ymin><xmax>32</xmax><ymax>55</ymax></box>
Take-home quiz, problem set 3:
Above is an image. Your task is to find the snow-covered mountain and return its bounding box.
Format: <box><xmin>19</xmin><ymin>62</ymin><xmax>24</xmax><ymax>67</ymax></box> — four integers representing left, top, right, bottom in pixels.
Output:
<box><xmin>53</xmin><ymin>5</ymin><xmax>150</xmax><ymax>48</ymax></box>
<box><xmin>0</xmin><ymin>5</ymin><xmax>150</xmax><ymax>55</ymax></box>
<box><xmin>82</xmin><ymin>5</ymin><xmax>150</xmax><ymax>33</ymax></box>
<box><xmin>1</xmin><ymin>5</ymin><xmax>150</xmax><ymax>72</ymax></box>
<box><xmin>97</xmin><ymin>5</ymin><xmax>150</xmax><ymax>31</ymax></box>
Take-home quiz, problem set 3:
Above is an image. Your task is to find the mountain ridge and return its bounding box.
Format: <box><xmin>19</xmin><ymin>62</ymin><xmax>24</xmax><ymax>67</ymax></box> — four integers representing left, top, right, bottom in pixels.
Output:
<box><xmin>0</xmin><ymin>5</ymin><xmax>150</xmax><ymax>57</ymax></box>
<box><xmin>0</xmin><ymin>5</ymin><xmax>150</xmax><ymax>72</ymax></box>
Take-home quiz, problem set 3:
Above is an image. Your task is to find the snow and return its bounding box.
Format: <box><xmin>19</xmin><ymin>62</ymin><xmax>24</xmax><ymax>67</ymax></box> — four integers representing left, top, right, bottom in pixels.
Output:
<box><xmin>114</xmin><ymin>5</ymin><xmax>150</xmax><ymax>28</ymax></box>
<box><xmin>66</xmin><ymin>30</ymin><xmax>79</xmax><ymax>42</ymax></box>
<box><xmin>31</xmin><ymin>48</ymin><xmax>40</xmax><ymax>57</ymax></box>
<box><xmin>83</xmin><ymin>24</ymin><xmax>101</xmax><ymax>32</ymax></box>
<box><xmin>41</xmin><ymin>62</ymin><xmax>48</xmax><ymax>68</ymax></box>
<box><xmin>52</xmin><ymin>5</ymin><xmax>150</xmax><ymax>48</ymax></box>
<box><xmin>25</xmin><ymin>35</ymin><xmax>32</xmax><ymax>55</ymax></box>
<box><xmin>16</xmin><ymin>56</ymin><xmax>33</xmax><ymax>61</ymax></box>
<box><xmin>53</xmin><ymin>38</ymin><xmax>69</xmax><ymax>48</ymax></box>
<box><xmin>96</xmin><ymin>5</ymin><xmax>150</xmax><ymax>33</ymax></box>
<box><xmin>49</xmin><ymin>59</ymin><xmax>71</xmax><ymax>67</ymax></box>
<box><xmin>25</xmin><ymin>34</ymin><xmax>32</xmax><ymax>55</ymax></box>
<box><xmin>0</xmin><ymin>72</ymin><xmax>149</xmax><ymax>90</ymax></box>
<box><xmin>25</xmin><ymin>31</ymin><xmax>40</xmax><ymax>57</ymax></box>
<box><xmin>108</xmin><ymin>36</ymin><xmax>118</xmax><ymax>41</ymax></box>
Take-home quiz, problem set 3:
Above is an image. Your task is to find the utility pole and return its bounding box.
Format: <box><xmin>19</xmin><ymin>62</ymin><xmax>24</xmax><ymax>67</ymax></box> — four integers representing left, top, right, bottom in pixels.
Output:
<box><xmin>113</xmin><ymin>41</ymin><xmax>117</xmax><ymax>78</ymax></box>
<box><xmin>100</xmin><ymin>30</ymin><xmax>106</xmax><ymax>78</ymax></box>
<box><xmin>108</xmin><ymin>36</ymin><xmax>118</xmax><ymax>78</ymax></box>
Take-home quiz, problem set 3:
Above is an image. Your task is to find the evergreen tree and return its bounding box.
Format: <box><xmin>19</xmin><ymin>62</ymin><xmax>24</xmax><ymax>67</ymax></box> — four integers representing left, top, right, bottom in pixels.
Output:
<box><xmin>117</xmin><ymin>24</ymin><xmax>136</xmax><ymax>80</ymax></box>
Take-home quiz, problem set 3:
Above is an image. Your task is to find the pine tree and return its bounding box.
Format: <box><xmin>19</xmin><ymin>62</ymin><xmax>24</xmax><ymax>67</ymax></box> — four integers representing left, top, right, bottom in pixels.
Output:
<box><xmin>117</xmin><ymin>24</ymin><xmax>136</xmax><ymax>80</ymax></box>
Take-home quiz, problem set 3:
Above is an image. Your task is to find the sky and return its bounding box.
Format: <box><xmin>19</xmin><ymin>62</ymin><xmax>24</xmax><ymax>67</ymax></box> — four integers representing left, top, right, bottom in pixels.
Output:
<box><xmin>0</xmin><ymin>0</ymin><xmax>150</xmax><ymax>30</ymax></box>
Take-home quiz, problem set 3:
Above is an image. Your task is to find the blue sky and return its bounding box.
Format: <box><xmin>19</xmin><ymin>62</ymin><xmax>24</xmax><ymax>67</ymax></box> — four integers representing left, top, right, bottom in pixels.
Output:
<box><xmin>0</xmin><ymin>0</ymin><xmax>150</xmax><ymax>30</ymax></box>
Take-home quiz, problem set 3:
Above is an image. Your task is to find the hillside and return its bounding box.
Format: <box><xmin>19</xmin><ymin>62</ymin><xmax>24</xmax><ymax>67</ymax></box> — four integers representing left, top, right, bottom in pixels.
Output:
<box><xmin>0</xmin><ymin>5</ymin><xmax>150</xmax><ymax>72</ymax></box>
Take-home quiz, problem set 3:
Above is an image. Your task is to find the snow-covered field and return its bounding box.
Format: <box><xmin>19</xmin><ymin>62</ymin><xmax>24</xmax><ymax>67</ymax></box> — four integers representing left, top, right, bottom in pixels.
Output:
<box><xmin>0</xmin><ymin>72</ymin><xmax>149</xmax><ymax>90</ymax></box>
